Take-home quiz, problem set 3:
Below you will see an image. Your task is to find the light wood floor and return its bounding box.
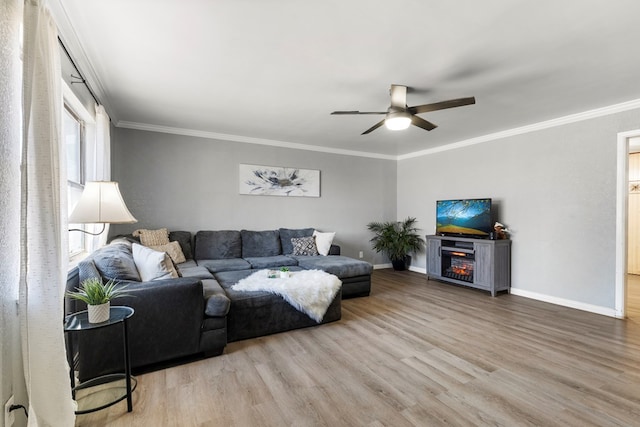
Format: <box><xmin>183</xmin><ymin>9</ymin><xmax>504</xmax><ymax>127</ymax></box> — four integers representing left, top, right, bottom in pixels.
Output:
<box><xmin>76</xmin><ymin>270</ymin><xmax>640</xmax><ymax>426</ymax></box>
<box><xmin>627</xmin><ymin>274</ymin><xmax>640</xmax><ymax>319</ymax></box>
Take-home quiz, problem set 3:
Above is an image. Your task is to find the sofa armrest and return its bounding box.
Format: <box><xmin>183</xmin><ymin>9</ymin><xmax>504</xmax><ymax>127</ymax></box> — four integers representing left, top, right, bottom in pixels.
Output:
<box><xmin>329</xmin><ymin>244</ymin><xmax>341</xmax><ymax>255</ymax></box>
<box><xmin>202</xmin><ymin>279</ymin><xmax>230</xmax><ymax>317</ymax></box>
<box><xmin>74</xmin><ymin>277</ymin><xmax>206</xmax><ymax>380</ymax></box>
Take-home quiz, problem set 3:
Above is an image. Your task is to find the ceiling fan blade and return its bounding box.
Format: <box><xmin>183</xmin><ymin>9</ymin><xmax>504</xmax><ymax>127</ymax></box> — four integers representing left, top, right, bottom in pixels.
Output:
<box><xmin>331</xmin><ymin>111</ymin><xmax>386</xmax><ymax>115</ymax></box>
<box><xmin>361</xmin><ymin>119</ymin><xmax>386</xmax><ymax>135</ymax></box>
<box><xmin>408</xmin><ymin>97</ymin><xmax>476</xmax><ymax>115</ymax></box>
<box><xmin>389</xmin><ymin>85</ymin><xmax>408</xmax><ymax>109</ymax></box>
<box><xmin>411</xmin><ymin>115</ymin><xmax>437</xmax><ymax>131</ymax></box>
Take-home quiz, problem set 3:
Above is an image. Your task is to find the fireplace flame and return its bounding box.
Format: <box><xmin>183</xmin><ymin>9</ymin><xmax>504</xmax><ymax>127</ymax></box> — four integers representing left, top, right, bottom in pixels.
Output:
<box><xmin>451</xmin><ymin>266</ymin><xmax>471</xmax><ymax>276</ymax></box>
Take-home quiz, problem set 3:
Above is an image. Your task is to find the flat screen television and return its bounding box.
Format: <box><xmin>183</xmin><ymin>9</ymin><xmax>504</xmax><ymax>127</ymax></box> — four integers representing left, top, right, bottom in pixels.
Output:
<box><xmin>436</xmin><ymin>198</ymin><xmax>492</xmax><ymax>238</ymax></box>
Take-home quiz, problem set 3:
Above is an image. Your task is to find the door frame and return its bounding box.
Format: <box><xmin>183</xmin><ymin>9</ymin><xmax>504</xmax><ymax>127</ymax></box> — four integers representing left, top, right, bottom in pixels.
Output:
<box><xmin>615</xmin><ymin>129</ymin><xmax>640</xmax><ymax>318</ymax></box>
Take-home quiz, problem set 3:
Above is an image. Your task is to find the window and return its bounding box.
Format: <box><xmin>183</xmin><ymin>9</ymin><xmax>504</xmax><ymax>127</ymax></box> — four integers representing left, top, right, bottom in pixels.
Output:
<box><xmin>64</xmin><ymin>105</ymin><xmax>85</xmax><ymax>255</ymax></box>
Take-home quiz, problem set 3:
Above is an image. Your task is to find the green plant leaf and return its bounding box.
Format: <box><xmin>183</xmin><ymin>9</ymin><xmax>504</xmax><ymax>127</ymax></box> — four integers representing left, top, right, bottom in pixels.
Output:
<box><xmin>66</xmin><ymin>277</ymin><xmax>130</xmax><ymax>305</ymax></box>
<box><xmin>366</xmin><ymin>217</ymin><xmax>425</xmax><ymax>261</ymax></box>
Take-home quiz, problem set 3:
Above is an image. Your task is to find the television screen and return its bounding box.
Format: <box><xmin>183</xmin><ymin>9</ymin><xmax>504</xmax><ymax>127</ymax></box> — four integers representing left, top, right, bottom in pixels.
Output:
<box><xmin>436</xmin><ymin>198</ymin><xmax>492</xmax><ymax>237</ymax></box>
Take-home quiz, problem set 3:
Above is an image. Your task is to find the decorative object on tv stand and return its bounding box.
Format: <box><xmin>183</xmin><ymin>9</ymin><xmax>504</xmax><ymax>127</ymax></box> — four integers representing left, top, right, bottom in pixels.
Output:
<box><xmin>493</xmin><ymin>222</ymin><xmax>510</xmax><ymax>240</ymax></box>
<box><xmin>68</xmin><ymin>181</ymin><xmax>137</xmax><ymax>235</ymax></box>
<box><xmin>239</xmin><ymin>164</ymin><xmax>320</xmax><ymax>197</ymax></box>
<box><xmin>66</xmin><ymin>278</ymin><xmax>129</xmax><ymax>323</ymax></box>
<box><xmin>279</xmin><ymin>266</ymin><xmax>290</xmax><ymax>278</ymax></box>
<box><xmin>367</xmin><ymin>217</ymin><xmax>426</xmax><ymax>271</ymax></box>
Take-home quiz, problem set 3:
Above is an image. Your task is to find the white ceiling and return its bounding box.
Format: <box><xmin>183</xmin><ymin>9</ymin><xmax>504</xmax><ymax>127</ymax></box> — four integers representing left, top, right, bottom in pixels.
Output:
<box><xmin>53</xmin><ymin>0</ymin><xmax>640</xmax><ymax>158</ymax></box>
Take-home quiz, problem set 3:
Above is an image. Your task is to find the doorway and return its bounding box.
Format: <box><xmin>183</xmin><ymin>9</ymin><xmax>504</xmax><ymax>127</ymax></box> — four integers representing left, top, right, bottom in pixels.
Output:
<box><xmin>616</xmin><ymin>131</ymin><xmax>640</xmax><ymax>318</ymax></box>
<box><xmin>627</xmin><ymin>139</ymin><xmax>640</xmax><ymax>318</ymax></box>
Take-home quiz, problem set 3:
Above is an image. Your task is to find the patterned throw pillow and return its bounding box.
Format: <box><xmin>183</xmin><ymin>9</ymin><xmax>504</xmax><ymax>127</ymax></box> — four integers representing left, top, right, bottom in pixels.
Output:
<box><xmin>133</xmin><ymin>228</ymin><xmax>170</xmax><ymax>246</ymax></box>
<box><xmin>291</xmin><ymin>236</ymin><xmax>319</xmax><ymax>256</ymax></box>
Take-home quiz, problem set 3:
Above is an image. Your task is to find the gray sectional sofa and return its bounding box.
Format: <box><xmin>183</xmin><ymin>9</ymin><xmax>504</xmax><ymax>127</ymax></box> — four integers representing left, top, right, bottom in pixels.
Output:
<box><xmin>65</xmin><ymin>228</ymin><xmax>372</xmax><ymax>380</ymax></box>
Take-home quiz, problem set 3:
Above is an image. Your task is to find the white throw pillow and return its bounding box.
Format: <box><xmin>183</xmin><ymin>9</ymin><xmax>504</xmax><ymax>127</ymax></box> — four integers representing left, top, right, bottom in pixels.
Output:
<box><xmin>313</xmin><ymin>230</ymin><xmax>335</xmax><ymax>256</ymax></box>
<box><xmin>132</xmin><ymin>243</ymin><xmax>179</xmax><ymax>282</ymax></box>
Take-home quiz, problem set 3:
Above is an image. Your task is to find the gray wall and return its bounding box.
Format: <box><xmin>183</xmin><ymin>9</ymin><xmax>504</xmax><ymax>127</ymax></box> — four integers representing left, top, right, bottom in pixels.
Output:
<box><xmin>398</xmin><ymin>108</ymin><xmax>640</xmax><ymax>310</ymax></box>
<box><xmin>110</xmin><ymin>107</ymin><xmax>640</xmax><ymax>312</ymax></box>
<box><xmin>110</xmin><ymin>128</ymin><xmax>397</xmax><ymax>263</ymax></box>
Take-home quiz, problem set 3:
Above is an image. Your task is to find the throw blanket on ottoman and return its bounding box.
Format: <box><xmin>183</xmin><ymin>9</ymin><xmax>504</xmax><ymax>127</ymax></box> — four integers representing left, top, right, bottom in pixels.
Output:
<box><xmin>233</xmin><ymin>269</ymin><xmax>341</xmax><ymax>322</ymax></box>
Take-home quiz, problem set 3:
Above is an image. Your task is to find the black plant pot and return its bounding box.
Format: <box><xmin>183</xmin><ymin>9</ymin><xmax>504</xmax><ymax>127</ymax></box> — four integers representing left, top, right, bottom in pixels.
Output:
<box><xmin>391</xmin><ymin>255</ymin><xmax>411</xmax><ymax>271</ymax></box>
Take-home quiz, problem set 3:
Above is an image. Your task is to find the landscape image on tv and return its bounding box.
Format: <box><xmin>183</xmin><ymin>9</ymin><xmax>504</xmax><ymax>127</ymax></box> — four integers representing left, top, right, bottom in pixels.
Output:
<box><xmin>436</xmin><ymin>199</ymin><xmax>492</xmax><ymax>237</ymax></box>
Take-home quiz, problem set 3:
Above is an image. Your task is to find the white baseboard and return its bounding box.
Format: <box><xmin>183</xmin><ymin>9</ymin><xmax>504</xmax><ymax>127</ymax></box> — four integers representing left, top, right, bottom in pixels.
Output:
<box><xmin>373</xmin><ymin>263</ymin><xmax>392</xmax><ymax>270</ymax></box>
<box><xmin>509</xmin><ymin>288</ymin><xmax>619</xmax><ymax>318</ymax></box>
<box><xmin>369</xmin><ymin>270</ymin><xmax>618</xmax><ymax>317</ymax></box>
<box><xmin>372</xmin><ymin>264</ymin><xmax>427</xmax><ymax>274</ymax></box>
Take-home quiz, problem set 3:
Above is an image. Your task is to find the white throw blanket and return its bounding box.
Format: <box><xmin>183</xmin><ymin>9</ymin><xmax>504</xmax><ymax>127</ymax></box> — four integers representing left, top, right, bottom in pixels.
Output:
<box><xmin>232</xmin><ymin>269</ymin><xmax>341</xmax><ymax>322</ymax></box>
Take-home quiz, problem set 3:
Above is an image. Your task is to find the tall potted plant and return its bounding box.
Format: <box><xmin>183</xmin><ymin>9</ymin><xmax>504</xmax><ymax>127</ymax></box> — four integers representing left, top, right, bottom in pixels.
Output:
<box><xmin>66</xmin><ymin>278</ymin><xmax>129</xmax><ymax>323</ymax></box>
<box><xmin>367</xmin><ymin>217</ymin><xmax>425</xmax><ymax>271</ymax></box>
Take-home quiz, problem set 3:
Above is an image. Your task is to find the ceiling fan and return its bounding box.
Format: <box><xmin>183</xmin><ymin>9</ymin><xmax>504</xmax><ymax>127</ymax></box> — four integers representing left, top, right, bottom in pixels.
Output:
<box><xmin>331</xmin><ymin>85</ymin><xmax>476</xmax><ymax>135</ymax></box>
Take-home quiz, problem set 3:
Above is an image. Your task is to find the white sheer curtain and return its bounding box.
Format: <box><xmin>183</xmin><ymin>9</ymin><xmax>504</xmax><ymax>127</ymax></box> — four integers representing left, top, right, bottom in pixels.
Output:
<box><xmin>86</xmin><ymin>104</ymin><xmax>112</xmax><ymax>249</ymax></box>
<box><xmin>21</xmin><ymin>0</ymin><xmax>76</xmax><ymax>425</ymax></box>
<box><xmin>0</xmin><ymin>0</ymin><xmax>25</xmax><ymax>423</ymax></box>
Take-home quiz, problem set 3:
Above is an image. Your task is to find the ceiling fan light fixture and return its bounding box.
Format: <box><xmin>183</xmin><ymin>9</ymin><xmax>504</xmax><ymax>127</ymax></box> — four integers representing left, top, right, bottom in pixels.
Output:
<box><xmin>385</xmin><ymin>111</ymin><xmax>411</xmax><ymax>131</ymax></box>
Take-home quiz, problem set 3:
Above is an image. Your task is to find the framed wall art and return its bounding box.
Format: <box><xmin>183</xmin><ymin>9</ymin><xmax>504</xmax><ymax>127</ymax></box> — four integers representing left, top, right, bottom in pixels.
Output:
<box><xmin>239</xmin><ymin>164</ymin><xmax>320</xmax><ymax>197</ymax></box>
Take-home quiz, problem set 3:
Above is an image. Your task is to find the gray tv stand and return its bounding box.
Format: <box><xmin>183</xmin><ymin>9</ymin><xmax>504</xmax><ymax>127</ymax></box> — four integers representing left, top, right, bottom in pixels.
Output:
<box><xmin>426</xmin><ymin>235</ymin><xmax>511</xmax><ymax>296</ymax></box>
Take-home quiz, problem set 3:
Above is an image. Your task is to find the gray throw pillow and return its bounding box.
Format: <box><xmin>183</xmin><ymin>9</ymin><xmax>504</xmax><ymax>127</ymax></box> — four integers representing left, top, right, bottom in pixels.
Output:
<box><xmin>92</xmin><ymin>243</ymin><xmax>141</xmax><ymax>281</ymax></box>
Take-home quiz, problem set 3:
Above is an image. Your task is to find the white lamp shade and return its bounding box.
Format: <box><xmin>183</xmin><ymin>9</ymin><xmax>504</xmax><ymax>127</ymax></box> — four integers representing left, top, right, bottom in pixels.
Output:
<box><xmin>69</xmin><ymin>181</ymin><xmax>137</xmax><ymax>224</ymax></box>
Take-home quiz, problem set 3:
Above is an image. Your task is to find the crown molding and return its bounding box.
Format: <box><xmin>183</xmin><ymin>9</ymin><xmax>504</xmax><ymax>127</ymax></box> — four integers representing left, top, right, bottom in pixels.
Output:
<box><xmin>119</xmin><ymin>98</ymin><xmax>640</xmax><ymax>162</ymax></box>
<box><xmin>398</xmin><ymin>98</ymin><xmax>640</xmax><ymax>160</ymax></box>
<box><xmin>116</xmin><ymin>121</ymin><xmax>397</xmax><ymax>160</ymax></box>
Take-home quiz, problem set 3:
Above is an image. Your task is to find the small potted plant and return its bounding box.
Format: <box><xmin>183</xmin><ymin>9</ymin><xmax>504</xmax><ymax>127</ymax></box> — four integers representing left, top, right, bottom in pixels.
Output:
<box><xmin>66</xmin><ymin>277</ymin><xmax>129</xmax><ymax>323</ymax></box>
<box><xmin>279</xmin><ymin>267</ymin><xmax>290</xmax><ymax>278</ymax></box>
<box><xmin>367</xmin><ymin>217</ymin><xmax>425</xmax><ymax>271</ymax></box>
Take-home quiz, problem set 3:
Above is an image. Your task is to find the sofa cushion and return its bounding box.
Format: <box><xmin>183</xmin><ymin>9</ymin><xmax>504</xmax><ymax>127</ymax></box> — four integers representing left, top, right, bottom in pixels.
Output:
<box><xmin>176</xmin><ymin>260</ymin><xmax>215</xmax><ymax>279</ymax></box>
<box><xmin>197</xmin><ymin>258</ymin><xmax>251</xmax><ymax>273</ymax></box>
<box><xmin>291</xmin><ymin>236</ymin><xmax>319</xmax><ymax>256</ymax></box>
<box><xmin>243</xmin><ymin>255</ymin><xmax>298</xmax><ymax>269</ymax></box>
<box><xmin>293</xmin><ymin>255</ymin><xmax>373</xmax><ymax>279</ymax></box>
<box><xmin>92</xmin><ymin>243</ymin><xmax>141</xmax><ymax>282</ymax></box>
<box><xmin>313</xmin><ymin>230</ymin><xmax>335</xmax><ymax>256</ymax></box>
<box><xmin>132</xmin><ymin>243</ymin><xmax>179</xmax><ymax>281</ymax></box>
<box><xmin>279</xmin><ymin>228</ymin><xmax>314</xmax><ymax>255</ymax></box>
<box><xmin>194</xmin><ymin>230</ymin><xmax>242</xmax><ymax>259</ymax></box>
<box><xmin>241</xmin><ymin>230</ymin><xmax>281</xmax><ymax>257</ymax></box>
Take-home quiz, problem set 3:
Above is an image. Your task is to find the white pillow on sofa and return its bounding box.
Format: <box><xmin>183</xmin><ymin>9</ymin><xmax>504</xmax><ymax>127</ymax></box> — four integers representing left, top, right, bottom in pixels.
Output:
<box><xmin>313</xmin><ymin>230</ymin><xmax>335</xmax><ymax>256</ymax></box>
<box><xmin>132</xmin><ymin>243</ymin><xmax>179</xmax><ymax>281</ymax></box>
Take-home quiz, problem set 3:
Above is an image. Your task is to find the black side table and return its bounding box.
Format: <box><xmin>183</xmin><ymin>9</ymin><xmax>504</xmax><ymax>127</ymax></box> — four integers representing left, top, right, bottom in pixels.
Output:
<box><xmin>64</xmin><ymin>306</ymin><xmax>136</xmax><ymax>414</ymax></box>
